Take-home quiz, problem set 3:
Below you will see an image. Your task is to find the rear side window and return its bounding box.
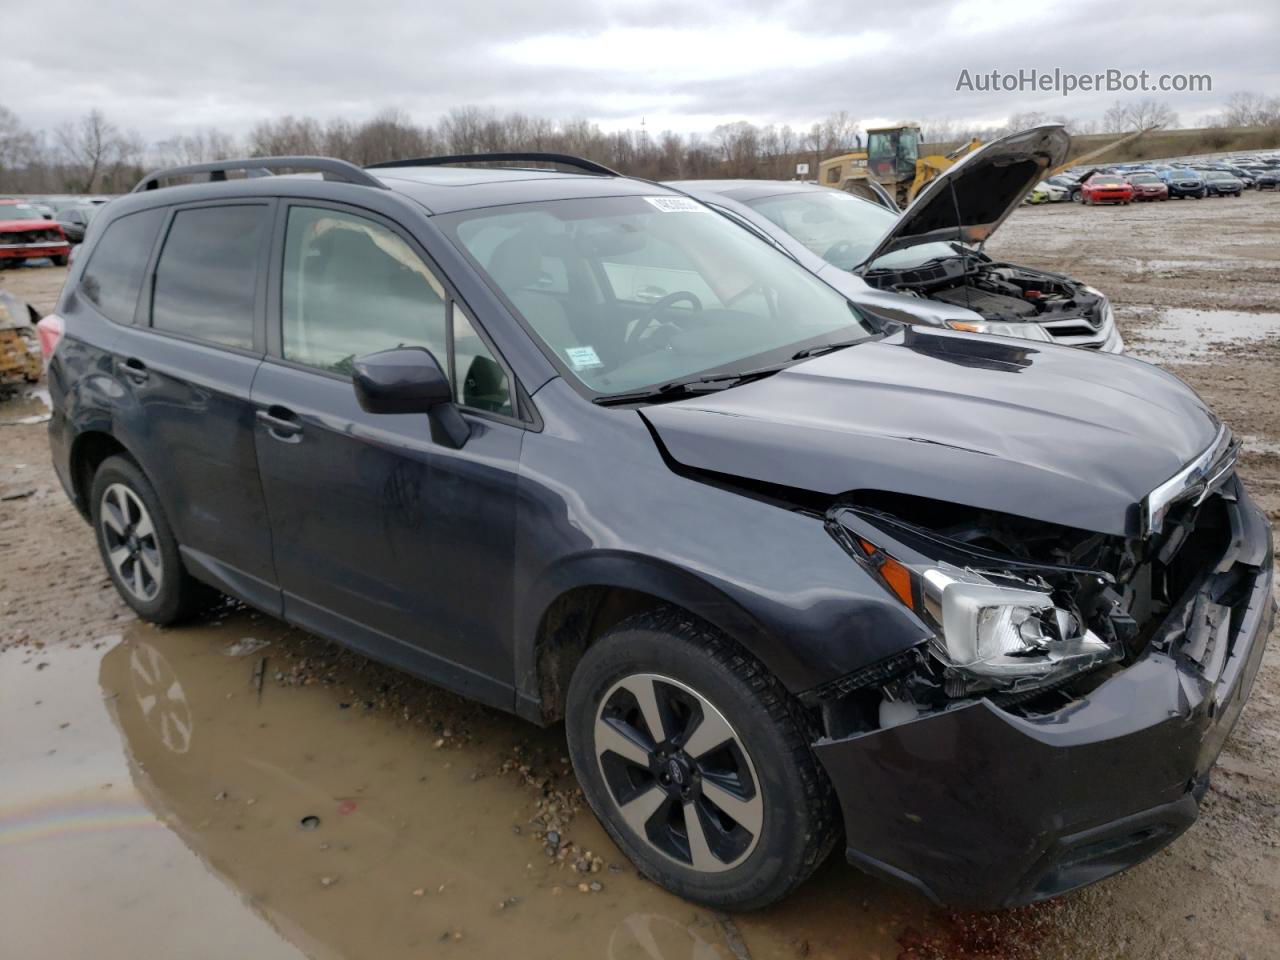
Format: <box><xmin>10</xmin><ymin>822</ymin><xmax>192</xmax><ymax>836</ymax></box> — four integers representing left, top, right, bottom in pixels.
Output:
<box><xmin>79</xmin><ymin>208</ymin><xmax>165</xmax><ymax>324</ymax></box>
<box><xmin>152</xmin><ymin>205</ymin><xmax>268</xmax><ymax>349</ymax></box>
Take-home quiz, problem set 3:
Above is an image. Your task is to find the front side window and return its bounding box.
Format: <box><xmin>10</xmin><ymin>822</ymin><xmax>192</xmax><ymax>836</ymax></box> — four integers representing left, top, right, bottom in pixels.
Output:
<box><xmin>79</xmin><ymin>207</ymin><xmax>166</xmax><ymax>325</ymax></box>
<box><xmin>152</xmin><ymin>205</ymin><xmax>268</xmax><ymax>349</ymax></box>
<box><xmin>282</xmin><ymin>206</ymin><xmax>448</xmax><ymax>376</ymax></box>
<box><xmin>282</xmin><ymin>206</ymin><xmax>513</xmax><ymax>416</ymax></box>
<box><xmin>438</xmin><ymin>195</ymin><xmax>872</xmax><ymax>396</ymax></box>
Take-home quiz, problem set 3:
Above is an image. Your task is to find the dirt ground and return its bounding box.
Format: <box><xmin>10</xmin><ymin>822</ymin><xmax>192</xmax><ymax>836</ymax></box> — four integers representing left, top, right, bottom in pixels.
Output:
<box><xmin>1</xmin><ymin>190</ymin><xmax>1278</xmax><ymax>960</ymax></box>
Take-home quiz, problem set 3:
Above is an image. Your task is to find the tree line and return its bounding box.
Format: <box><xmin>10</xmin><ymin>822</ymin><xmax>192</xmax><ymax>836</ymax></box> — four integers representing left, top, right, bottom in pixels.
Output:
<box><xmin>2</xmin><ymin>94</ymin><xmax>1276</xmax><ymax>196</ymax></box>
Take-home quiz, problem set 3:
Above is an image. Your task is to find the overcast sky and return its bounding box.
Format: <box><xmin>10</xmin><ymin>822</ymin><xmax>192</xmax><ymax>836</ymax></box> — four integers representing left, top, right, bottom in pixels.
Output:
<box><xmin>4</xmin><ymin>0</ymin><xmax>1276</xmax><ymax>141</ymax></box>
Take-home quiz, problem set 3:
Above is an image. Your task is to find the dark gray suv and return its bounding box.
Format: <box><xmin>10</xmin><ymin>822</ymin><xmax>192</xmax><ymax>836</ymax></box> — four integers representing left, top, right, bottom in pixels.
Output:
<box><xmin>41</xmin><ymin>154</ymin><xmax>1273</xmax><ymax>912</ymax></box>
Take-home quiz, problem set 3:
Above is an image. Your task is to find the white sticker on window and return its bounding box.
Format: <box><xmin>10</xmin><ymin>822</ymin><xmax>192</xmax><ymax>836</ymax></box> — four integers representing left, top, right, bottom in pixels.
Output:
<box><xmin>643</xmin><ymin>196</ymin><xmax>708</xmax><ymax>213</ymax></box>
<box><xmin>565</xmin><ymin>345</ymin><xmax>603</xmax><ymax>369</ymax></box>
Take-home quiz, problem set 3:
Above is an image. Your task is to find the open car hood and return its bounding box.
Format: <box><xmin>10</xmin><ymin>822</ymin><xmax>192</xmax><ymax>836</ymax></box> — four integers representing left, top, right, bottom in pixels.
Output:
<box><xmin>855</xmin><ymin>125</ymin><xmax>1071</xmax><ymax>270</ymax></box>
<box><xmin>640</xmin><ymin>326</ymin><xmax>1219</xmax><ymax>538</ymax></box>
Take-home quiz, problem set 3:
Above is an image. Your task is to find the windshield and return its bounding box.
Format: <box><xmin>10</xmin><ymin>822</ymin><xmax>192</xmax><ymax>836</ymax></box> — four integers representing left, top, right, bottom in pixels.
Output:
<box><xmin>438</xmin><ymin>195</ymin><xmax>872</xmax><ymax>396</ymax></box>
<box><xmin>0</xmin><ymin>203</ymin><xmax>46</xmax><ymax>221</ymax></box>
<box><xmin>1128</xmin><ymin>174</ymin><xmax>1159</xmax><ymax>183</ymax></box>
<box><xmin>746</xmin><ymin>189</ymin><xmax>958</xmax><ymax>272</ymax></box>
<box><xmin>1092</xmin><ymin>177</ymin><xmax>1124</xmax><ymax>186</ymax></box>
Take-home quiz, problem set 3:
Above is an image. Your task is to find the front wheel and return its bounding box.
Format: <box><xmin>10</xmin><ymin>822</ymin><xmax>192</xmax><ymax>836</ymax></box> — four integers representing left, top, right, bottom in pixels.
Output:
<box><xmin>90</xmin><ymin>455</ymin><xmax>215</xmax><ymax>624</ymax></box>
<box><xmin>566</xmin><ymin>609</ymin><xmax>838</xmax><ymax>910</ymax></box>
<box><xmin>52</xmin><ymin>254</ymin><xmax>68</xmax><ymax>267</ymax></box>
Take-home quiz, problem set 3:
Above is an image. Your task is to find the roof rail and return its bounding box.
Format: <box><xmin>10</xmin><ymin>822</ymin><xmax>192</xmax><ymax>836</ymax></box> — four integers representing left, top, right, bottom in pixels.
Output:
<box><xmin>131</xmin><ymin>156</ymin><xmax>387</xmax><ymax>193</ymax></box>
<box><xmin>366</xmin><ymin>152</ymin><xmax>621</xmax><ymax>177</ymax></box>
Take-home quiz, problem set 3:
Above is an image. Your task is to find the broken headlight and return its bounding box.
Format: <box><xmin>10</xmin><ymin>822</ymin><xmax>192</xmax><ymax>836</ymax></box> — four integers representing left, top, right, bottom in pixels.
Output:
<box><xmin>850</xmin><ymin>537</ymin><xmax>1120</xmax><ymax>696</ymax></box>
<box><xmin>919</xmin><ymin>566</ymin><xmax>1116</xmax><ymax>693</ymax></box>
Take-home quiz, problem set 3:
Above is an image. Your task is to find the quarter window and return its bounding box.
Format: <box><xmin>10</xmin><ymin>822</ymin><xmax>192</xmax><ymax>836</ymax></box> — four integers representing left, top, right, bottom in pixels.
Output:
<box><xmin>453</xmin><ymin>304</ymin><xmax>513</xmax><ymax>416</ymax></box>
<box><xmin>79</xmin><ymin>208</ymin><xmax>165</xmax><ymax>325</ymax></box>
<box><xmin>152</xmin><ymin>205</ymin><xmax>267</xmax><ymax>349</ymax></box>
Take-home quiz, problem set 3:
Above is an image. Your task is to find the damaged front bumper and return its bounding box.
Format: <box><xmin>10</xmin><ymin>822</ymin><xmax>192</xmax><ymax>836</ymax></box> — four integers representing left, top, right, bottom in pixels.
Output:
<box><xmin>813</xmin><ymin>482</ymin><xmax>1274</xmax><ymax>910</ymax></box>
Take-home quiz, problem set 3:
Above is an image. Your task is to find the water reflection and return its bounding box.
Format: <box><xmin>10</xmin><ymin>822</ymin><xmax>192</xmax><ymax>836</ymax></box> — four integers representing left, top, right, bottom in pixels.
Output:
<box><xmin>91</xmin><ymin>613</ymin><xmax>932</xmax><ymax>959</ymax></box>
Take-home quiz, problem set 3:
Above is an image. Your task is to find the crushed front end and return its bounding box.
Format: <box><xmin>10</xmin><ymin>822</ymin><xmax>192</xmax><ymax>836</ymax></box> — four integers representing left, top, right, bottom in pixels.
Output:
<box><xmin>807</xmin><ymin>443</ymin><xmax>1274</xmax><ymax>909</ymax></box>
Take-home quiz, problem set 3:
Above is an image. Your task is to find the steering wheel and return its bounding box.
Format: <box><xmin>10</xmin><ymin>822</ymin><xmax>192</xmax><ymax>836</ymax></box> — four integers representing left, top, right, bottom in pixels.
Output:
<box><xmin>625</xmin><ymin>291</ymin><xmax>703</xmax><ymax>347</ymax></box>
<box><xmin>821</xmin><ymin>239</ymin><xmax>860</xmax><ymax>266</ymax></box>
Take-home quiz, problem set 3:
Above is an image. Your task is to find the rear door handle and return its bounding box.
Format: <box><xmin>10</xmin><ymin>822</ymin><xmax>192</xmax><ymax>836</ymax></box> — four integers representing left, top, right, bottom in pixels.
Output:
<box><xmin>256</xmin><ymin>406</ymin><xmax>303</xmax><ymax>441</ymax></box>
<box><xmin>119</xmin><ymin>356</ymin><xmax>149</xmax><ymax>383</ymax></box>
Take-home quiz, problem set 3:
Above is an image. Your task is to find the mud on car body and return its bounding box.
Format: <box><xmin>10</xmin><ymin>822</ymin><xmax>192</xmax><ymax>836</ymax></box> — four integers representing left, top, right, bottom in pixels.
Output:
<box><xmin>674</xmin><ymin>127</ymin><xmax>1124</xmax><ymax>354</ymax></box>
<box><xmin>40</xmin><ymin>153</ymin><xmax>1272</xmax><ymax>913</ymax></box>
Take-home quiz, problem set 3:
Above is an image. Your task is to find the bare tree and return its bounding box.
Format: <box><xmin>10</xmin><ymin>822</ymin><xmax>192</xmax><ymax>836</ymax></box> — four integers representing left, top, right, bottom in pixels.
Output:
<box><xmin>1103</xmin><ymin>99</ymin><xmax>1178</xmax><ymax>133</ymax></box>
<box><xmin>153</xmin><ymin>127</ymin><xmax>239</xmax><ymax>167</ymax></box>
<box><xmin>54</xmin><ymin>109</ymin><xmax>143</xmax><ymax>192</ymax></box>
<box><xmin>247</xmin><ymin>115</ymin><xmax>324</xmax><ymax>157</ymax></box>
<box><xmin>1213</xmin><ymin>91</ymin><xmax>1280</xmax><ymax>128</ymax></box>
<box><xmin>0</xmin><ymin>105</ymin><xmax>37</xmax><ymax>173</ymax></box>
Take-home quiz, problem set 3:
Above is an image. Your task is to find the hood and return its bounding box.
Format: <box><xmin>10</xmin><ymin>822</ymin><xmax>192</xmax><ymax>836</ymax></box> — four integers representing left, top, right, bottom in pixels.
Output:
<box><xmin>641</xmin><ymin>327</ymin><xmax>1218</xmax><ymax>537</ymax></box>
<box><xmin>856</xmin><ymin>125</ymin><xmax>1071</xmax><ymax>269</ymax></box>
<box><xmin>0</xmin><ymin>218</ymin><xmax>58</xmax><ymax>231</ymax></box>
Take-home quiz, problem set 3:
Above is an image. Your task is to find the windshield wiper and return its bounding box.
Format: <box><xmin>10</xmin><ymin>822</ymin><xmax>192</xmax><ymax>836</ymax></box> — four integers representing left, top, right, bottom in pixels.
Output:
<box><xmin>593</xmin><ymin>365</ymin><xmax>784</xmax><ymax>406</ymax></box>
<box><xmin>791</xmin><ymin>338</ymin><xmax>863</xmax><ymax>360</ymax></box>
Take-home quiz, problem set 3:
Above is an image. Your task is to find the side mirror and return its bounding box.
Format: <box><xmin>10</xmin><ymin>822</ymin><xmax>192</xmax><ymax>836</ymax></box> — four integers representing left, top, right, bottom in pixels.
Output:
<box><xmin>352</xmin><ymin>346</ymin><xmax>470</xmax><ymax>447</ymax></box>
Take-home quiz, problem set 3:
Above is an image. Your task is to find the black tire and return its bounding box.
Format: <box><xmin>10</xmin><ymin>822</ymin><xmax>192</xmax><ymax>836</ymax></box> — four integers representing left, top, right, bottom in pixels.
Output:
<box><xmin>566</xmin><ymin>607</ymin><xmax>839</xmax><ymax>911</ymax></box>
<box><xmin>52</xmin><ymin>254</ymin><xmax>68</xmax><ymax>267</ymax></box>
<box><xmin>90</xmin><ymin>454</ymin><xmax>214</xmax><ymax>624</ymax></box>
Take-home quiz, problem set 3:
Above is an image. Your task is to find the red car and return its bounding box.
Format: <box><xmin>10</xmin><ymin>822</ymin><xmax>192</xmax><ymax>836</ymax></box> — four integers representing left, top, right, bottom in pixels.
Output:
<box><xmin>1080</xmin><ymin>175</ymin><xmax>1134</xmax><ymax>206</ymax></box>
<box><xmin>0</xmin><ymin>199</ymin><xmax>71</xmax><ymax>266</ymax></box>
<box><xmin>1125</xmin><ymin>173</ymin><xmax>1169</xmax><ymax>201</ymax></box>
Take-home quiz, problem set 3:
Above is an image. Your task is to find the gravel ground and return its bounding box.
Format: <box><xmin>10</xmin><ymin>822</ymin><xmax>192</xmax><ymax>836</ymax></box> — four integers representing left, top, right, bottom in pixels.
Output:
<box><xmin>1</xmin><ymin>190</ymin><xmax>1277</xmax><ymax>960</ymax></box>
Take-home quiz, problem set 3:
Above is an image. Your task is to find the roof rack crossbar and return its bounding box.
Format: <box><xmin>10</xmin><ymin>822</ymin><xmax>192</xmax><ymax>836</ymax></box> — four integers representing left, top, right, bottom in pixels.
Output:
<box><xmin>366</xmin><ymin>152</ymin><xmax>621</xmax><ymax>177</ymax></box>
<box><xmin>131</xmin><ymin>156</ymin><xmax>387</xmax><ymax>193</ymax></box>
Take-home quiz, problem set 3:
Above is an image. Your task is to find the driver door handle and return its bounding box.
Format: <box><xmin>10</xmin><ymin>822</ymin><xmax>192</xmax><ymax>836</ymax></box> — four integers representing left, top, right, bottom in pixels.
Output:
<box><xmin>256</xmin><ymin>406</ymin><xmax>303</xmax><ymax>441</ymax></box>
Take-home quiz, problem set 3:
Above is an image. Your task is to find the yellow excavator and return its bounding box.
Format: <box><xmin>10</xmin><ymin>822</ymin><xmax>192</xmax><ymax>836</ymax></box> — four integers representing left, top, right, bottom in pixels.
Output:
<box><xmin>819</xmin><ymin>124</ymin><xmax>1156</xmax><ymax>210</ymax></box>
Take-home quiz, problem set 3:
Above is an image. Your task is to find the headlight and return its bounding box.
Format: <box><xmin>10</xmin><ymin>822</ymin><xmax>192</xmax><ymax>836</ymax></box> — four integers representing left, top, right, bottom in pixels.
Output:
<box><xmin>944</xmin><ymin>319</ymin><xmax>1055</xmax><ymax>343</ymax></box>
<box><xmin>849</xmin><ymin>537</ymin><xmax>1120</xmax><ymax>695</ymax></box>
<box><xmin>920</xmin><ymin>566</ymin><xmax>1114</xmax><ymax>688</ymax></box>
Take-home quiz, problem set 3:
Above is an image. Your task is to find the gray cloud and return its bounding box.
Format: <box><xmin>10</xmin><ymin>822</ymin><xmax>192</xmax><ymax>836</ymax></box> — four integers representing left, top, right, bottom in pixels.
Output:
<box><xmin>3</xmin><ymin>0</ymin><xmax>1276</xmax><ymax>139</ymax></box>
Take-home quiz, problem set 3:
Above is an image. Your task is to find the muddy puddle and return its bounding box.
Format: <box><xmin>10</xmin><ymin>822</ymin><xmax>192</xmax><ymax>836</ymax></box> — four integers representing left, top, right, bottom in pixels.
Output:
<box><xmin>1126</xmin><ymin>307</ymin><xmax>1280</xmax><ymax>365</ymax></box>
<box><xmin>2</xmin><ymin>612</ymin><xmax>985</xmax><ymax>960</ymax></box>
<box><xmin>0</xmin><ymin>386</ymin><xmax>50</xmax><ymax>425</ymax></box>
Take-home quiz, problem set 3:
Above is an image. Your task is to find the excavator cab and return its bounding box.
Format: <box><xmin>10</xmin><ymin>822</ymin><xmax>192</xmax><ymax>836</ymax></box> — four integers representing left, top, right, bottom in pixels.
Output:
<box><xmin>866</xmin><ymin>126</ymin><xmax>921</xmax><ymax>181</ymax></box>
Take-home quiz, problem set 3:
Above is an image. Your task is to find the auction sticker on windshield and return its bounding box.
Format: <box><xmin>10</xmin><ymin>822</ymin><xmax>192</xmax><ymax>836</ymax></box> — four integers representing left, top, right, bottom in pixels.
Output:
<box><xmin>643</xmin><ymin>197</ymin><xmax>708</xmax><ymax>213</ymax></box>
<box><xmin>565</xmin><ymin>345</ymin><xmax>604</xmax><ymax>369</ymax></box>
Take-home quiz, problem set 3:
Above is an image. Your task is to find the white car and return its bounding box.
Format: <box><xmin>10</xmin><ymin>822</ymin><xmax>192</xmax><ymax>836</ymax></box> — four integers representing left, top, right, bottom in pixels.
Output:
<box><xmin>1027</xmin><ymin>180</ymin><xmax>1070</xmax><ymax>204</ymax></box>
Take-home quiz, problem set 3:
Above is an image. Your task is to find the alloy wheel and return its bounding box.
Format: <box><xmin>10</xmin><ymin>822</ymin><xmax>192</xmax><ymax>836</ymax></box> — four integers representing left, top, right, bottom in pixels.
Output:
<box><xmin>593</xmin><ymin>673</ymin><xmax>762</xmax><ymax>873</ymax></box>
<box><xmin>100</xmin><ymin>483</ymin><xmax>162</xmax><ymax>601</ymax></box>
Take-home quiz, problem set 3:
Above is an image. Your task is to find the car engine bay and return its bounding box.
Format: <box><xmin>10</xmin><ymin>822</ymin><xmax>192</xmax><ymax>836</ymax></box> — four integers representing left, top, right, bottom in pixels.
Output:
<box><xmin>863</xmin><ymin>254</ymin><xmax>1106</xmax><ymax>325</ymax></box>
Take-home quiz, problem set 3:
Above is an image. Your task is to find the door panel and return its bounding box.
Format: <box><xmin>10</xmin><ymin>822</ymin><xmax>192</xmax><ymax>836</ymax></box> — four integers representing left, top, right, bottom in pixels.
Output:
<box><xmin>106</xmin><ymin>200</ymin><xmax>277</xmax><ymax>612</ymax></box>
<box><xmin>251</xmin><ymin>361</ymin><xmax>522</xmax><ymax>705</ymax></box>
<box><xmin>111</xmin><ymin>325</ymin><xmax>277</xmax><ymax>611</ymax></box>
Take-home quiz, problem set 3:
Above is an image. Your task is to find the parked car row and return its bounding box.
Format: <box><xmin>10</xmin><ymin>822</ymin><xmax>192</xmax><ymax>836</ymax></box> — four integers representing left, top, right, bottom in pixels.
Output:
<box><xmin>1025</xmin><ymin>151</ymin><xmax>1280</xmax><ymax>206</ymax></box>
<box><xmin>0</xmin><ymin>194</ymin><xmax>113</xmax><ymax>242</ymax></box>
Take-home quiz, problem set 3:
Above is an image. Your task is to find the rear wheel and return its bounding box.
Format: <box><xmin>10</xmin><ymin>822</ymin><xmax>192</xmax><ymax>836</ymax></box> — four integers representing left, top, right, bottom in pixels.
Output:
<box><xmin>90</xmin><ymin>455</ymin><xmax>215</xmax><ymax>624</ymax></box>
<box><xmin>52</xmin><ymin>254</ymin><xmax>68</xmax><ymax>267</ymax></box>
<box><xmin>566</xmin><ymin>608</ymin><xmax>838</xmax><ymax>910</ymax></box>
